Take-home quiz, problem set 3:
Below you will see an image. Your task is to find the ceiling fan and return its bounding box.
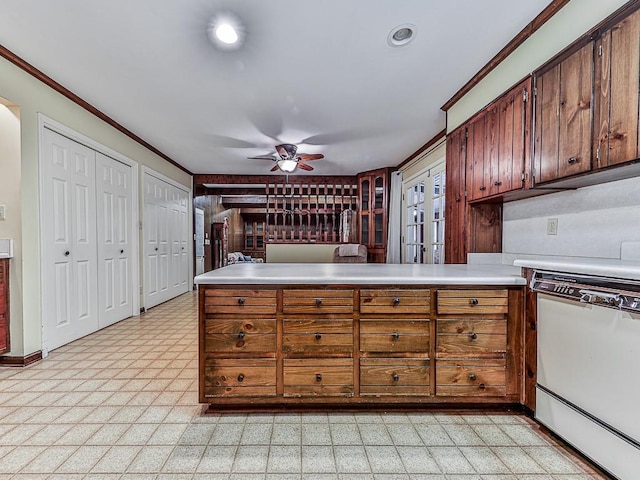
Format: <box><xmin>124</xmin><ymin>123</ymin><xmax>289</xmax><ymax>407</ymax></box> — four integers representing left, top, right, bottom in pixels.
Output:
<box><xmin>248</xmin><ymin>143</ymin><xmax>324</xmax><ymax>172</ymax></box>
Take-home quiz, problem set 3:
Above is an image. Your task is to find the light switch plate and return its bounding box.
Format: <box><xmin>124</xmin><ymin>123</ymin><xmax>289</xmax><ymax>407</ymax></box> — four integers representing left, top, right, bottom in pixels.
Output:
<box><xmin>547</xmin><ymin>218</ymin><xmax>558</xmax><ymax>235</ymax></box>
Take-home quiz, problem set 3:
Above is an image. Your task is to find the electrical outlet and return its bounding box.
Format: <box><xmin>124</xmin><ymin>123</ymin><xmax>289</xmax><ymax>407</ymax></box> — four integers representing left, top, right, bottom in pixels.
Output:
<box><xmin>547</xmin><ymin>218</ymin><xmax>558</xmax><ymax>235</ymax></box>
<box><xmin>0</xmin><ymin>205</ymin><xmax>5</xmax><ymax>220</ymax></box>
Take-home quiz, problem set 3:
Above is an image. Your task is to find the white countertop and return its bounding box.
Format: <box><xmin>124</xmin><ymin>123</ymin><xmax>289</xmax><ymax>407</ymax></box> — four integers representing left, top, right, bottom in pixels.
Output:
<box><xmin>513</xmin><ymin>256</ymin><xmax>640</xmax><ymax>281</ymax></box>
<box><xmin>194</xmin><ymin>262</ymin><xmax>526</xmax><ymax>285</ymax></box>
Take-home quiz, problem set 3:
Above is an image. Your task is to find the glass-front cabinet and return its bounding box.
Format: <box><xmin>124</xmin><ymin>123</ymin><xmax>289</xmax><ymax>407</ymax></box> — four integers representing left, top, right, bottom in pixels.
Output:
<box><xmin>358</xmin><ymin>168</ymin><xmax>388</xmax><ymax>263</ymax></box>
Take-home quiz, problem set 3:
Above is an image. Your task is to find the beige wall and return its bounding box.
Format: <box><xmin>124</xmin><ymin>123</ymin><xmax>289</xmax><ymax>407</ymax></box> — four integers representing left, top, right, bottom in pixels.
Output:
<box><xmin>448</xmin><ymin>0</ymin><xmax>629</xmax><ymax>131</ymax></box>
<box><xmin>400</xmin><ymin>140</ymin><xmax>446</xmax><ymax>181</ymax></box>
<box><xmin>0</xmin><ymin>55</ymin><xmax>192</xmax><ymax>357</ymax></box>
<box><xmin>266</xmin><ymin>244</ymin><xmax>337</xmax><ymax>263</ymax></box>
<box><xmin>0</xmin><ymin>101</ymin><xmax>23</xmax><ymax>355</ymax></box>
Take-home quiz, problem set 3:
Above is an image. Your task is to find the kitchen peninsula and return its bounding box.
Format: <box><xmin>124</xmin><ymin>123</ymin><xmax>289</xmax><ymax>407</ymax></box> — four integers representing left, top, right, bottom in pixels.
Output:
<box><xmin>196</xmin><ymin>263</ymin><xmax>526</xmax><ymax>411</ymax></box>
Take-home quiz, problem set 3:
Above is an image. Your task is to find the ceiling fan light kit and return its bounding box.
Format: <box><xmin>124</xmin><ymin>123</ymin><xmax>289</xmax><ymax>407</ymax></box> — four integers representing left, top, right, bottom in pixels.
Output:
<box><xmin>208</xmin><ymin>12</ymin><xmax>245</xmax><ymax>51</ymax></box>
<box><xmin>248</xmin><ymin>143</ymin><xmax>325</xmax><ymax>173</ymax></box>
<box><xmin>388</xmin><ymin>24</ymin><xmax>416</xmax><ymax>47</ymax></box>
<box><xmin>277</xmin><ymin>159</ymin><xmax>298</xmax><ymax>173</ymax></box>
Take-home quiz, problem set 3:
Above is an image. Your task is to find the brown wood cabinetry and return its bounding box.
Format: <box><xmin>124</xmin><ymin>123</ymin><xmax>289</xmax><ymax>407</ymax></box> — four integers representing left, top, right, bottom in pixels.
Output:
<box><xmin>594</xmin><ymin>8</ymin><xmax>640</xmax><ymax>168</ymax></box>
<box><xmin>445</xmin><ymin>128</ymin><xmax>467</xmax><ymax>264</ymax></box>
<box><xmin>0</xmin><ymin>259</ymin><xmax>9</xmax><ymax>355</ymax></box>
<box><xmin>465</xmin><ymin>78</ymin><xmax>530</xmax><ymax>201</ymax></box>
<box><xmin>243</xmin><ymin>220</ymin><xmax>265</xmax><ymax>261</ymax></box>
<box><xmin>435</xmin><ymin>289</ymin><xmax>517</xmax><ymax>398</ymax></box>
<box><xmin>534</xmin><ymin>43</ymin><xmax>593</xmax><ymax>184</ymax></box>
<box><xmin>358</xmin><ymin>168</ymin><xmax>388</xmax><ymax>263</ymax></box>
<box><xmin>199</xmin><ymin>283</ymin><xmax>524</xmax><ymax>410</ymax></box>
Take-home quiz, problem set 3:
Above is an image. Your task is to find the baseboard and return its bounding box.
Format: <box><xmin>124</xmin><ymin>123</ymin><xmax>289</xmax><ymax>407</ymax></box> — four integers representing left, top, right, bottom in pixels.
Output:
<box><xmin>0</xmin><ymin>350</ymin><xmax>42</xmax><ymax>367</ymax></box>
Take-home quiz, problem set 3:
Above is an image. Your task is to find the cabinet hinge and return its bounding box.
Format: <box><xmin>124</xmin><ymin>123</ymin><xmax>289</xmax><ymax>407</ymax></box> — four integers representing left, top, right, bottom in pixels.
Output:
<box><xmin>533</xmin><ymin>86</ymin><xmax>537</xmax><ymax>97</ymax></box>
<box><xmin>523</xmin><ymin>90</ymin><xmax>529</xmax><ymax>102</ymax></box>
<box><xmin>465</xmin><ymin>129</ymin><xmax>469</xmax><ymax>139</ymax></box>
<box><xmin>598</xmin><ymin>44</ymin><xmax>603</xmax><ymax>57</ymax></box>
<box><xmin>521</xmin><ymin>172</ymin><xmax>526</xmax><ymax>183</ymax></box>
<box><xmin>596</xmin><ymin>146</ymin><xmax>600</xmax><ymax>161</ymax></box>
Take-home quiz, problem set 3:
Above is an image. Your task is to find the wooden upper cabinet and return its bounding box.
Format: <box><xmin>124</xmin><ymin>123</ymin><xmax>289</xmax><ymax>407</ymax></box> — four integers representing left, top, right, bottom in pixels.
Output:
<box><xmin>593</xmin><ymin>8</ymin><xmax>640</xmax><ymax>168</ymax></box>
<box><xmin>444</xmin><ymin>126</ymin><xmax>467</xmax><ymax>264</ymax></box>
<box><xmin>495</xmin><ymin>79</ymin><xmax>528</xmax><ymax>195</ymax></box>
<box><xmin>534</xmin><ymin>42</ymin><xmax>593</xmax><ymax>184</ymax></box>
<box><xmin>465</xmin><ymin>78</ymin><xmax>530</xmax><ymax>201</ymax></box>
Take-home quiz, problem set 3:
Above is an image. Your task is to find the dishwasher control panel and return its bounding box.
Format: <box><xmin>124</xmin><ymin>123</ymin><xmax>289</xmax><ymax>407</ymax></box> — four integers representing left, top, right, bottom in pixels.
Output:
<box><xmin>531</xmin><ymin>270</ymin><xmax>640</xmax><ymax>313</ymax></box>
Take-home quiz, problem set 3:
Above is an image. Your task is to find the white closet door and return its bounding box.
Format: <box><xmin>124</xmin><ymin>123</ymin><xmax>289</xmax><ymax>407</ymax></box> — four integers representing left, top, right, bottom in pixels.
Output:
<box><xmin>170</xmin><ymin>186</ymin><xmax>189</xmax><ymax>296</ymax></box>
<box><xmin>96</xmin><ymin>153</ymin><xmax>134</xmax><ymax>327</ymax></box>
<box><xmin>42</xmin><ymin>129</ymin><xmax>98</xmax><ymax>351</ymax></box>
<box><xmin>144</xmin><ymin>172</ymin><xmax>189</xmax><ymax>309</ymax></box>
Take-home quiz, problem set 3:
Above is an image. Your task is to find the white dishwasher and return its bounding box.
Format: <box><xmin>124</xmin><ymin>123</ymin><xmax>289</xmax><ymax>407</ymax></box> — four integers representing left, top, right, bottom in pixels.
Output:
<box><xmin>532</xmin><ymin>270</ymin><xmax>640</xmax><ymax>480</ymax></box>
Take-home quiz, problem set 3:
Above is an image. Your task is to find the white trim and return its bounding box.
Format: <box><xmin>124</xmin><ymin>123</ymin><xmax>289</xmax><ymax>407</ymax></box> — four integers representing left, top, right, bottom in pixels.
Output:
<box><xmin>403</xmin><ymin>156</ymin><xmax>445</xmax><ymax>184</ymax></box>
<box><xmin>400</xmin><ymin>137</ymin><xmax>446</xmax><ymax>175</ymax></box>
<box><xmin>37</xmin><ymin>114</ymin><xmax>141</xmax><ymax>355</ymax></box>
<box><xmin>142</xmin><ymin>165</ymin><xmax>190</xmax><ymax>193</ymax></box>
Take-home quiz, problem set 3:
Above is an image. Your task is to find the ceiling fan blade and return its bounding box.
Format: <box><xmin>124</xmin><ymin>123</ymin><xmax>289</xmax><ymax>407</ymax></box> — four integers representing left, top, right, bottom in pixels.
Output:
<box><xmin>209</xmin><ymin>134</ymin><xmax>258</xmax><ymax>148</ymax></box>
<box><xmin>297</xmin><ymin>163</ymin><xmax>314</xmax><ymax>171</ymax></box>
<box><xmin>297</xmin><ymin>153</ymin><xmax>324</xmax><ymax>161</ymax></box>
<box><xmin>247</xmin><ymin>155</ymin><xmax>276</xmax><ymax>160</ymax></box>
<box><xmin>270</xmin><ymin>164</ymin><xmax>280</xmax><ymax>172</ymax></box>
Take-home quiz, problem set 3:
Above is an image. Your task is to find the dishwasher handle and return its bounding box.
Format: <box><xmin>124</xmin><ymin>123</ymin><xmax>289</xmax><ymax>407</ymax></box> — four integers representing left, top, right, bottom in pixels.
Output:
<box><xmin>579</xmin><ymin>289</ymin><xmax>622</xmax><ymax>308</ymax></box>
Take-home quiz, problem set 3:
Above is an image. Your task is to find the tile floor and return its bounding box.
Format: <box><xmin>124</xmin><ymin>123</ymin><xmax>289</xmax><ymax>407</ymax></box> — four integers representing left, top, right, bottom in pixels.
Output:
<box><xmin>0</xmin><ymin>291</ymin><xmax>610</xmax><ymax>480</ymax></box>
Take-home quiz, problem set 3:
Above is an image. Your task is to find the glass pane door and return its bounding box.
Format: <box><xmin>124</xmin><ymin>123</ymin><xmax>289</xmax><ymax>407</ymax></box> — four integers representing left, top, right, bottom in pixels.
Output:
<box><xmin>402</xmin><ymin>160</ymin><xmax>446</xmax><ymax>264</ymax></box>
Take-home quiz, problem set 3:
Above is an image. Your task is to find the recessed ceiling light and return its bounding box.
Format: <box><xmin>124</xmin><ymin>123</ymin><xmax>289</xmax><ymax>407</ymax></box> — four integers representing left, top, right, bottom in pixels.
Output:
<box><xmin>208</xmin><ymin>12</ymin><xmax>245</xmax><ymax>51</ymax></box>
<box><xmin>388</xmin><ymin>24</ymin><xmax>416</xmax><ymax>47</ymax></box>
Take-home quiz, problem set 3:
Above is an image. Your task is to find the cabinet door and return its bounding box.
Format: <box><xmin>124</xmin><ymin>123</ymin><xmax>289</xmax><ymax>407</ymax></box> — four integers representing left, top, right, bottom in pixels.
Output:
<box><xmin>534</xmin><ymin>42</ymin><xmax>593</xmax><ymax>183</ymax></box>
<box><xmin>466</xmin><ymin>114</ymin><xmax>487</xmax><ymax>201</ymax></box>
<box><xmin>594</xmin><ymin>9</ymin><xmax>640</xmax><ymax>168</ymax></box>
<box><xmin>495</xmin><ymin>80</ymin><xmax>528</xmax><ymax>194</ymax></box>
<box><xmin>444</xmin><ymin>127</ymin><xmax>466</xmax><ymax>264</ymax></box>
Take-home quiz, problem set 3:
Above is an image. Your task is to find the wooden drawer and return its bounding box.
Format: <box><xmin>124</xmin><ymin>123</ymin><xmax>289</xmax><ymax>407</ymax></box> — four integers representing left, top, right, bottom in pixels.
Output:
<box><xmin>436</xmin><ymin>359</ymin><xmax>506</xmax><ymax>396</ymax></box>
<box><xmin>360</xmin><ymin>358</ymin><xmax>430</xmax><ymax>396</ymax></box>
<box><xmin>205</xmin><ymin>319</ymin><xmax>276</xmax><ymax>355</ymax></box>
<box><xmin>283</xmin><ymin>318</ymin><xmax>353</xmax><ymax>356</ymax></box>
<box><xmin>437</xmin><ymin>290</ymin><xmax>508</xmax><ymax>315</ymax></box>
<box><xmin>360</xmin><ymin>289</ymin><xmax>430</xmax><ymax>314</ymax></box>
<box><xmin>436</xmin><ymin>318</ymin><xmax>506</xmax><ymax>357</ymax></box>
<box><xmin>360</xmin><ymin>319</ymin><xmax>429</xmax><ymax>353</ymax></box>
<box><xmin>283</xmin><ymin>289</ymin><xmax>353</xmax><ymax>314</ymax></box>
<box><xmin>204</xmin><ymin>359</ymin><xmax>276</xmax><ymax>397</ymax></box>
<box><xmin>284</xmin><ymin>359</ymin><xmax>354</xmax><ymax>397</ymax></box>
<box><xmin>204</xmin><ymin>289</ymin><xmax>276</xmax><ymax>315</ymax></box>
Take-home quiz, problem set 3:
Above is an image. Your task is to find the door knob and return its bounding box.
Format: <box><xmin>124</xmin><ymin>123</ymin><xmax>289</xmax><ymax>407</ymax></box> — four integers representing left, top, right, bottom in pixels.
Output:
<box><xmin>120</xmin><ymin>249</ymin><xmax>124</xmax><ymax>254</ymax></box>
<box><xmin>64</xmin><ymin>250</ymin><xmax>70</xmax><ymax>256</ymax></box>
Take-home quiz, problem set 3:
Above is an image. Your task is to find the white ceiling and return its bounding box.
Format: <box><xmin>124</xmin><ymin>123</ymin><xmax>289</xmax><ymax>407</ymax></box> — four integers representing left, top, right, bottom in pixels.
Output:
<box><xmin>0</xmin><ymin>1</ymin><xmax>552</xmax><ymax>176</ymax></box>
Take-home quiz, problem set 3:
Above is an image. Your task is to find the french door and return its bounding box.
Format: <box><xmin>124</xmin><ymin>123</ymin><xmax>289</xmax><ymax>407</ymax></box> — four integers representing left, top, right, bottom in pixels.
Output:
<box><xmin>402</xmin><ymin>161</ymin><xmax>446</xmax><ymax>264</ymax></box>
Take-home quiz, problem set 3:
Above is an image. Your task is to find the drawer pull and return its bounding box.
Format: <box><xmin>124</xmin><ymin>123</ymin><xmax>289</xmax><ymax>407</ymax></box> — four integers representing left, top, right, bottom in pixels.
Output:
<box><xmin>315</xmin><ymin>333</ymin><xmax>322</xmax><ymax>340</ymax></box>
<box><xmin>237</xmin><ymin>374</ymin><xmax>245</xmax><ymax>382</ymax></box>
<box><xmin>237</xmin><ymin>331</ymin><xmax>245</xmax><ymax>340</ymax></box>
<box><xmin>469</xmin><ymin>332</ymin><xmax>478</xmax><ymax>340</ymax></box>
<box><xmin>237</xmin><ymin>297</ymin><xmax>245</xmax><ymax>305</ymax></box>
<box><xmin>64</xmin><ymin>250</ymin><xmax>70</xmax><ymax>256</ymax></box>
<box><xmin>469</xmin><ymin>374</ymin><xmax>477</xmax><ymax>381</ymax></box>
<box><xmin>315</xmin><ymin>298</ymin><xmax>323</xmax><ymax>307</ymax></box>
<box><xmin>315</xmin><ymin>374</ymin><xmax>322</xmax><ymax>382</ymax></box>
<box><xmin>479</xmin><ymin>383</ymin><xmax>486</xmax><ymax>390</ymax></box>
<box><xmin>479</xmin><ymin>186</ymin><xmax>486</xmax><ymax>191</ymax></box>
<box><xmin>469</xmin><ymin>298</ymin><xmax>479</xmax><ymax>306</ymax></box>
<box><xmin>391</xmin><ymin>332</ymin><xmax>400</xmax><ymax>340</ymax></box>
<box><xmin>392</xmin><ymin>373</ymin><xmax>399</xmax><ymax>382</ymax></box>
<box><xmin>567</xmin><ymin>156</ymin><xmax>577</xmax><ymax>164</ymax></box>
<box><xmin>392</xmin><ymin>297</ymin><xmax>400</xmax><ymax>306</ymax></box>
<box><xmin>493</xmin><ymin>181</ymin><xmax>502</xmax><ymax>186</ymax></box>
